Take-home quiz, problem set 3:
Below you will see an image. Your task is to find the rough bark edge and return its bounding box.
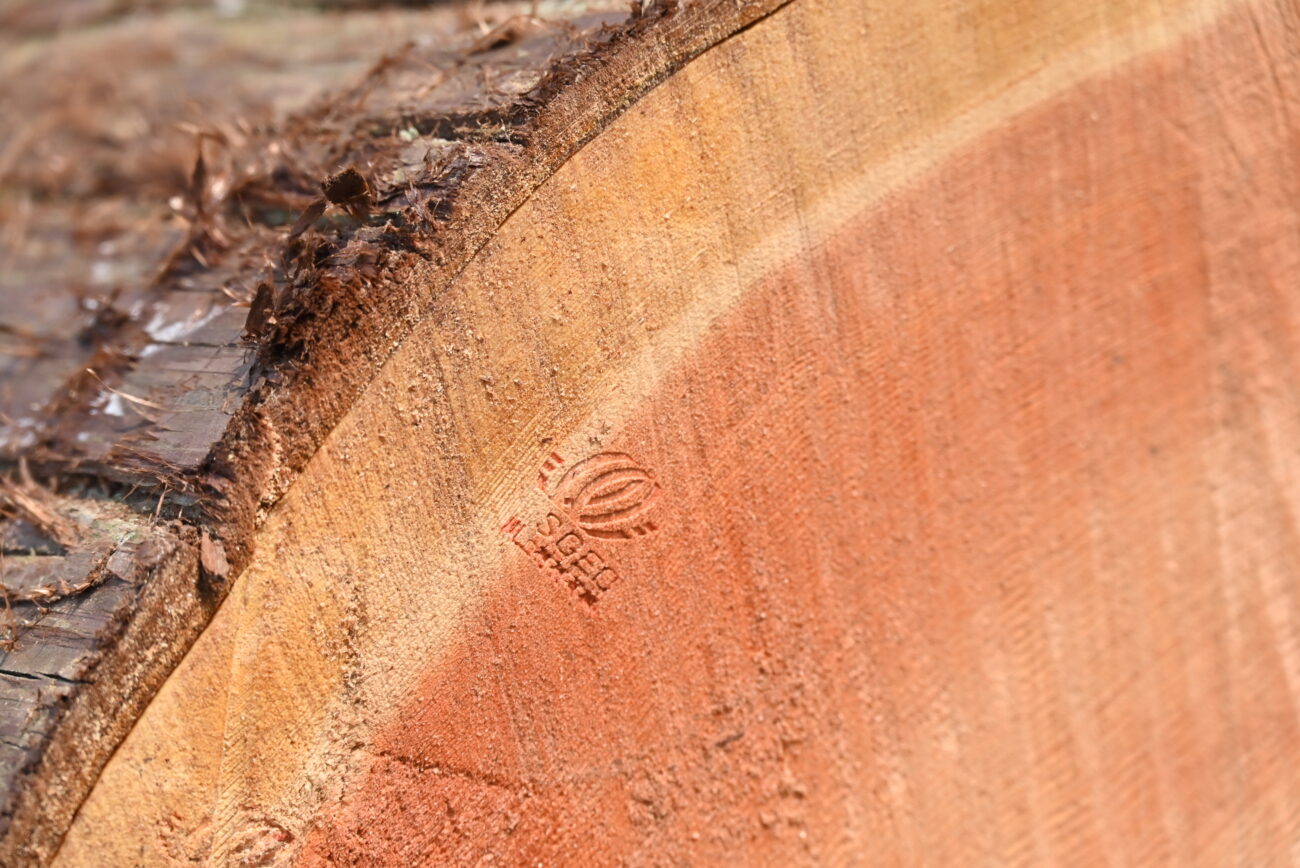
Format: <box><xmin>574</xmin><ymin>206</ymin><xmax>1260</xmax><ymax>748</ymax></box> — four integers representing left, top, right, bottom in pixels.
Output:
<box><xmin>0</xmin><ymin>534</ymin><xmax>205</xmax><ymax>866</ymax></box>
<box><xmin>206</xmin><ymin>0</ymin><xmax>795</xmax><ymax>570</ymax></box>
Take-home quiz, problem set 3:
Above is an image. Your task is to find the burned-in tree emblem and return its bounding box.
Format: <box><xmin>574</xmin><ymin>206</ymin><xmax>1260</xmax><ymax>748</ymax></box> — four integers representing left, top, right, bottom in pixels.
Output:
<box><xmin>502</xmin><ymin>450</ymin><xmax>661</xmax><ymax>605</ymax></box>
<box><xmin>549</xmin><ymin>452</ymin><xmax>660</xmax><ymax>540</ymax></box>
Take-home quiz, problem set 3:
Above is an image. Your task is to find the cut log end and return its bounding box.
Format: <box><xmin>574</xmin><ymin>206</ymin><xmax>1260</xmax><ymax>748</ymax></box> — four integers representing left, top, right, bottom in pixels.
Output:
<box><xmin>3</xmin><ymin>0</ymin><xmax>1300</xmax><ymax>865</ymax></box>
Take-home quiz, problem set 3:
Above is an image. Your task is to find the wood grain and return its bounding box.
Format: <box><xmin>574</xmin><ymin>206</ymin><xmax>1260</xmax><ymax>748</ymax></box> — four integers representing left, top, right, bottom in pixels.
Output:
<box><xmin>0</xmin><ymin>3</ymin><xmax>650</xmax><ymax>858</ymax></box>
<box><xmin>54</xmin><ymin>0</ymin><xmax>1300</xmax><ymax>864</ymax></box>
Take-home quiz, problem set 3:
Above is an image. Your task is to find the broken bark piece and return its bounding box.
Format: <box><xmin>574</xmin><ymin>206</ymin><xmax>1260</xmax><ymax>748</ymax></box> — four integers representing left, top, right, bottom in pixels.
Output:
<box><xmin>198</xmin><ymin>531</ymin><xmax>228</xmax><ymax>584</ymax></box>
<box><xmin>7</xmin><ymin>0</ymin><xmax>1300</xmax><ymax>865</ymax></box>
<box><xmin>287</xmin><ymin>198</ymin><xmax>328</xmax><ymax>240</ymax></box>
<box><xmin>321</xmin><ymin>167</ymin><xmax>373</xmax><ymax>221</ymax></box>
<box><xmin>242</xmin><ymin>281</ymin><xmax>278</xmax><ymax>340</ymax></box>
<box><xmin>0</xmin><ymin>492</ymin><xmax>201</xmax><ymax>861</ymax></box>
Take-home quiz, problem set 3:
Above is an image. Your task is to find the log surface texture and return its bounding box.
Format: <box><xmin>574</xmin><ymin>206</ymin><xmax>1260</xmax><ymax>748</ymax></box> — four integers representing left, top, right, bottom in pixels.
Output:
<box><xmin>1</xmin><ymin>0</ymin><xmax>1299</xmax><ymax>864</ymax></box>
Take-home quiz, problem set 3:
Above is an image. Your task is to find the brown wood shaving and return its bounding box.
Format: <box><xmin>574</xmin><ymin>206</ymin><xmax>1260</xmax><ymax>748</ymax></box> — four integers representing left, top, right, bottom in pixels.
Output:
<box><xmin>0</xmin><ymin>471</ymin><xmax>109</xmax><ymax>623</ymax></box>
<box><xmin>0</xmin><ymin>550</ymin><xmax>111</xmax><ymax>650</ymax></box>
<box><xmin>0</xmin><ymin>475</ymin><xmax>78</xmax><ymax>550</ymax></box>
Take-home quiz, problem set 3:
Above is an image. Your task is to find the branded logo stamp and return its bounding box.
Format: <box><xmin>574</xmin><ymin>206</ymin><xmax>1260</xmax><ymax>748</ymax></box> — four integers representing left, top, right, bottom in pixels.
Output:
<box><xmin>502</xmin><ymin>451</ymin><xmax>660</xmax><ymax>605</ymax></box>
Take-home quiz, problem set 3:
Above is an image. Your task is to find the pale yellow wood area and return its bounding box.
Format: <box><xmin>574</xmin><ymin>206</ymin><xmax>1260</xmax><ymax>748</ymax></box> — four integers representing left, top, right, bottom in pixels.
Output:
<box><xmin>57</xmin><ymin>0</ymin><xmax>1300</xmax><ymax>864</ymax></box>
